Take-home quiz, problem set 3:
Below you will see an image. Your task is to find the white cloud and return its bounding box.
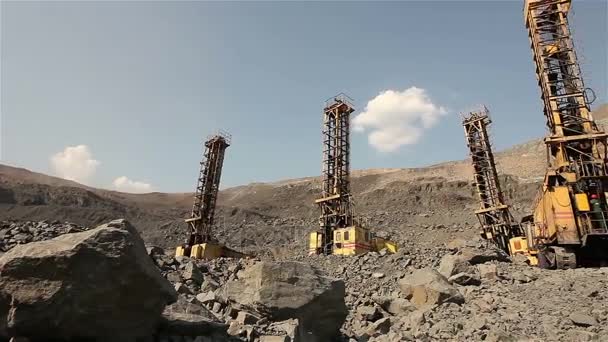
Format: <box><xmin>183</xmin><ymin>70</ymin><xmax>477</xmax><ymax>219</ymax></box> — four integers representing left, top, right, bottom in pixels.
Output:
<box><xmin>112</xmin><ymin>176</ymin><xmax>153</xmax><ymax>193</ymax></box>
<box><xmin>50</xmin><ymin>145</ymin><xmax>100</xmax><ymax>184</ymax></box>
<box><xmin>352</xmin><ymin>87</ymin><xmax>447</xmax><ymax>152</ymax></box>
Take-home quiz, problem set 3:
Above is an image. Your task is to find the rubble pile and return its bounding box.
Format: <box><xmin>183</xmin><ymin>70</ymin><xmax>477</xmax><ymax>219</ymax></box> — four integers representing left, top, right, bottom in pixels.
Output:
<box><xmin>1</xmin><ymin>219</ymin><xmax>607</xmax><ymax>341</ymax></box>
<box><xmin>0</xmin><ymin>220</ymin><xmax>88</xmax><ymax>252</ymax></box>
<box><xmin>147</xmin><ymin>236</ymin><xmax>608</xmax><ymax>342</ymax></box>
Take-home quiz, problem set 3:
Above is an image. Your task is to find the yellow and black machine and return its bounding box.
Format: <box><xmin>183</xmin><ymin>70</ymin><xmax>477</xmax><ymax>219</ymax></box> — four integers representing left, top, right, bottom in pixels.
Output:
<box><xmin>520</xmin><ymin>0</ymin><xmax>608</xmax><ymax>268</ymax></box>
<box><xmin>466</xmin><ymin>0</ymin><xmax>608</xmax><ymax>269</ymax></box>
<box><xmin>308</xmin><ymin>94</ymin><xmax>398</xmax><ymax>256</ymax></box>
<box><xmin>175</xmin><ymin>131</ymin><xmax>247</xmax><ymax>259</ymax></box>
<box><xmin>462</xmin><ymin>107</ymin><xmax>537</xmax><ymax>264</ymax></box>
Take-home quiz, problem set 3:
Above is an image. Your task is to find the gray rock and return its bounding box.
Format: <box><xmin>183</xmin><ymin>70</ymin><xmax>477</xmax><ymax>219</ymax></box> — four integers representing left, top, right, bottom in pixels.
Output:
<box><xmin>175</xmin><ymin>282</ymin><xmax>192</xmax><ymax>295</ymax></box>
<box><xmin>365</xmin><ymin>317</ymin><xmax>391</xmax><ymax>336</ymax></box>
<box><xmin>408</xmin><ymin>311</ymin><xmax>425</xmax><ymax>331</ymax></box>
<box><xmin>437</xmin><ymin>254</ymin><xmax>471</xmax><ymax>278</ymax></box>
<box><xmin>146</xmin><ymin>245</ymin><xmax>165</xmax><ymax>257</ymax></box>
<box><xmin>356</xmin><ymin>305</ymin><xmax>381</xmax><ymax>321</ymax></box>
<box><xmin>272</xmin><ymin>318</ymin><xmax>299</xmax><ymax>339</ymax></box>
<box><xmin>485</xmin><ymin>329</ymin><xmax>518</xmax><ymax>342</ymax></box>
<box><xmin>459</xmin><ymin>248</ymin><xmax>509</xmax><ymax>265</ymax></box>
<box><xmin>183</xmin><ymin>261</ymin><xmax>204</xmax><ymax>284</ymax></box>
<box><xmin>399</xmin><ymin>268</ymin><xmax>464</xmax><ymax>309</ymax></box>
<box><xmin>0</xmin><ymin>219</ymin><xmax>176</xmax><ymax>340</ymax></box>
<box><xmin>201</xmin><ymin>275</ymin><xmax>220</xmax><ymax>292</ymax></box>
<box><xmin>226</xmin><ymin>321</ymin><xmax>245</xmax><ymax>337</ymax></box>
<box><xmin>236</xmin><ymin>311</ymin><xmax>260</xmax><ymax>325</ymax></box>
<box><xmin>448</xmin><ymin>272</ymin><xmax>481</xmax><ymax>286</ymax></box>
<box><xmin>166</xmin><ymin>271</ymin><xmax>183</xmax><ymax>284</ymax></box>
<box><xmin>372</xmin><ymin>296</ymin><xmax>415</xmax><ymax>316</ymax></box>
<box><xmin>477</xmin><ymin>264</ymin><xmax>498</xmax><ymax>281</ymax></box>
<box><xmin>196</xmin><ymin>291</ymin><xmax>218</xmax><ymax>304</ymax></box>
<box><xmin>164</xmin><ymin>296</ymin><xmax>217</xmax><ymax>321</ymax></box>
<box><xmin>569</xmin><ymin>312</ymin><xmax>598</xmax><ymax>327</ymax></box>
<box><xmin>220</xmin><ymin>261</ymin><xmax>347</xmax><ymax>342</ymax></box>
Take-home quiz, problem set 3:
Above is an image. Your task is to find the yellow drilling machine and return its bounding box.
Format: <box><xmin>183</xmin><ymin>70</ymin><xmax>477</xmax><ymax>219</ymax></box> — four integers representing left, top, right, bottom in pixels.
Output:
<box><xmin>462</xmin><ymin>107</ymin><xmax>533</xmax><ymax>263</ymax></box>
<box><xmin>520</xmin><ymin>0</ymin><xmax>608</xmax><ymax>268</ymax></box>
<box><xmin>308</xmin><ymin>94</ymin><xmax>398</xmax><ymax>256</ymax></box>
<box><xmin>175</xmin><ymin>131</ymin><xmax>248</xmax><ymax>259</ymax></box>
<box><xmin>465</xmin><ymin>0</ymin><xmax>608</xmax><ymax>269</ymax></box>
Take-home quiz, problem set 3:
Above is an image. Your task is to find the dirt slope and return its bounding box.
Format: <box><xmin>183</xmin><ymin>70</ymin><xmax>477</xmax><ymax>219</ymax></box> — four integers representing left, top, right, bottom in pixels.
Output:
<box><xmin>1</xmin><ymin>104</ymin><xmax>606</xmax><ymax>252</ymax></box>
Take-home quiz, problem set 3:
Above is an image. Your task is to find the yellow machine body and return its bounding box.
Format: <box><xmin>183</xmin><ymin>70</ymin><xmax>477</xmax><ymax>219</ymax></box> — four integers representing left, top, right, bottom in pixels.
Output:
<box><xmin>530</xmin><ymin>177</ymin><xmax>582</xmax><ymax>247</ymax></box>
<box><xmin>191</xmin><ymin>243</ymin><xmax>223</xmax><ymax>259</ymax></box>
<box><xmin>308</xmin><ymin>231</ymin><xmax>323</xmax><ymax>255</ymax></box>
<box><xmin>333</xmin><ymin>226</ymin><xmax>372</xmax><ymax>256</ymax></box>
<box><xmin>309</xmin><ymin>226</ymin><xmax>398</xmax><ymax>256</ymax></box>
<box><xmin>175</xmin><ymin>243</ymin><xmax>248</xmax><ymax>259</ymax></box>
<box><xmin>175</xmin><ymin>246</ymin><xmax>187</xmax><ymax>257</ymax></box>
<box><xmin>374</xmin><ymin>236</ymin><xmax>399</xmax><ymax>254</ymax></box>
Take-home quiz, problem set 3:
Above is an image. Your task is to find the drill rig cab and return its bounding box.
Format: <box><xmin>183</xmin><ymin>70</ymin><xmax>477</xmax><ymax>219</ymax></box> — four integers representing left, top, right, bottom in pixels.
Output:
<box><xmin>175</xmin><ymin>131</ymin><xmax>248</xmax><ymax>260</ymax></box>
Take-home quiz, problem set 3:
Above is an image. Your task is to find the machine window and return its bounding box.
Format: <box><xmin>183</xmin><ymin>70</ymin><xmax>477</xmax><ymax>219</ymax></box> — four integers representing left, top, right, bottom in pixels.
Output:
<box><xmin>344</xmin><ymin>231</ymin><xmax>350</xmax><ymax>241</ymax></box>
<box><xmin>336</xmin><ymin>232</ymin><xmax>342</xmax><ymax>241</ymax></box>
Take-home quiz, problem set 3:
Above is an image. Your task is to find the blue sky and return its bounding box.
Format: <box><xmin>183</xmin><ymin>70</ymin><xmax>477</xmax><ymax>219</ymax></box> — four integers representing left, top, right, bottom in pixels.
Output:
<box><xmin>1</xmin><ymin>1</ymin><xmax>606</xmax><ymax>192</ymax></box>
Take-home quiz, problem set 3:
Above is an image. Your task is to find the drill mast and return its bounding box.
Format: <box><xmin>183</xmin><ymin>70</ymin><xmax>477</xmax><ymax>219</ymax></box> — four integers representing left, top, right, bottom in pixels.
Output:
<box><xmin>525</xmin><ymin>0</ymin><xmax>607</xmax><ymax>175</ymax></box>
<box><xmin>315</xmin><ymin>94</ymin><xmax>355</xmax><ymax>254</ymax></box>
<box><xmin>186</xmin><ymin>131</ymin><xmax>231</xmax><ymax>247</ymax></box>
<box><xmin>462</xmin><ymin>107</ymin><xmax>520</xmax><ymax>252</ymax></box>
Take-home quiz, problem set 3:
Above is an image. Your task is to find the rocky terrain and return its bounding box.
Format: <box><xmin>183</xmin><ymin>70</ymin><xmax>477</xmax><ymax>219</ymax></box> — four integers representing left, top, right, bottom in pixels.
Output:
<box><xmin>1</xmin><ymin>106</ymin><xmax>607</xmax><ymax>340</ymax></box>
<box><xmin>1</xmin><ymin>219</ymin><xmax>607</xmax><ymax>342</ymax></box>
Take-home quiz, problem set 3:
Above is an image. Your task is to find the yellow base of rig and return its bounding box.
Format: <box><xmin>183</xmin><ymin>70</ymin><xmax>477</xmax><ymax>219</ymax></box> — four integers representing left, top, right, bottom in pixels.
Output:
<box><xmin>309</xmin><ymin>226</ymin><xmax>398</xmax><ymax>256</ymax></box>
<box><xmin>175</xmin><ymin>243</ymin><xmax>248</xmax><ymax>259</ymax></box>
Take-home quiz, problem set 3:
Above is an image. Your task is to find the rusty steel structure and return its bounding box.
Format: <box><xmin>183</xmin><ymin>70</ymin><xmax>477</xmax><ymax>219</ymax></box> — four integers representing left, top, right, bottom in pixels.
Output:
<box><xmin>525</xmin><ymin>0</ymin><xmax>606</xmax><ymax>170</ymax></box>
<box><xmin>185</xmin><ymin>131</ymin><xmax>231</xmax><ymax>249</ymax></box>
<box><xmin>462</xmin><ymin>107</ymin><xmax>521</xmax><ymax>252</ymax></box>
<box><xmin>314</xmin><ymin>94</ymin><xmax>356</xmax><ymax>254</ymax></box>
<box><xmin>523</xmin><ymin>0</ymin><xmax>608</xmax><ymax>267</ymax></box>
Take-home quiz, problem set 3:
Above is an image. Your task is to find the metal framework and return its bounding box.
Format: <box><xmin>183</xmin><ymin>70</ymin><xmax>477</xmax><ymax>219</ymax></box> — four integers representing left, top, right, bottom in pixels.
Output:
<box><xmin>186</xmin><ymin>131</ymin><xmax>231</xmax><ymax>247</ymax></box>
<box><xmin>463</xmin><ymin>107</ymin><xmax>520</xmax><ymax>252</ymax></box>
<box><xmin>525</xmin><ymin>0</ymin><xmax>607</xmax><ymax>175</ymax></box>
<box><xmin>315</xmin><ymin>94</ymin><xmax>355</xmax><ymax>254</ymax></box>
<box><xmin>525</xmin><ymin>0</ymin><xmax>608</xmax><ymax>234</ymax></box>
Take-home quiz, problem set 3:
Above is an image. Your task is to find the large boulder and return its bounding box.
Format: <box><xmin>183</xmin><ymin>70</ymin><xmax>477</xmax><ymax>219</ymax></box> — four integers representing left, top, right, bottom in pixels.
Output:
<box><xmin>399</xmin><ymin>268</ymin><xmax>464</xmax><ymax>309</ymax></box>
<box><xmin>437</xmin><ymin>254</ymin><xmax>471</xmax><ymax>278</ymax></box>
<box><xmin>220</xmin><ymin>261</ymin><xmax>347</xmax><ymax>342</ymax></box>
<box><xmin>0</xmin><ymin>219</ymin><xmax>177</xmax><ymax>340</ymax></box>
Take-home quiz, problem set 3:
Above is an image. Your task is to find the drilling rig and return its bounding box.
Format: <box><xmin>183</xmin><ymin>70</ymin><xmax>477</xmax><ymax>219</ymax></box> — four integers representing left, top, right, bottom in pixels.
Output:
<box><xmin>308</xmin><ymin>94</ymin><xmax>397</xmax><ymax>256</ymax></box>
<box><xmin>462</xmin><ymin>107</ymin><xmax>532</xmax><ymax>261</ymax></box>
<box><xmin>175</xmin><ymin>131</ymin><xmax>247</xmax><ymax>259</ymax></box>
<box><xmin>522</xmin><ymin>0</ymin><xmax>608</xmax><ymax>268</ymax></box>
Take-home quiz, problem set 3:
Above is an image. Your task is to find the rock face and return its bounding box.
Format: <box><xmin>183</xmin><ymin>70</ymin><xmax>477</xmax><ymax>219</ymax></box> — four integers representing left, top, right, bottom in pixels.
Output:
<box><xmin>0</xmin><ymin>219</ymin><xmax>177</xmax><ymax>340</ymax></box>
<box><xmin>220</xmin><ymin>261</ymin><xmax>347</xmax><ymax>342</ymax></box>
<box><xmin>399</xmin><ymin>268</ymin><xmax>464</xmax><ymax>309</ymax></box>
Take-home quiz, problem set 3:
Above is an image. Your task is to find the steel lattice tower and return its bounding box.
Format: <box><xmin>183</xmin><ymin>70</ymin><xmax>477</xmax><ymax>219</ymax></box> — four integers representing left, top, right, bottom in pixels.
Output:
<box><xmin>186</xmin><ymin>131</ymin><xmax>231</xmax><ymax>246</ymax></box>
<box><xmin>463</xmin><ymin>107</ymin><xmax>520</xmax><ymax>252</ymax></box>
<box><xmin>315</xmin><ymin>94</ymin><xmax>355</xmax><ymax>254</ymax></box>
<box><xmin>525</xmin><ymin>0</ymin><xmax>607</xmax><ymax>177</ymax></box>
